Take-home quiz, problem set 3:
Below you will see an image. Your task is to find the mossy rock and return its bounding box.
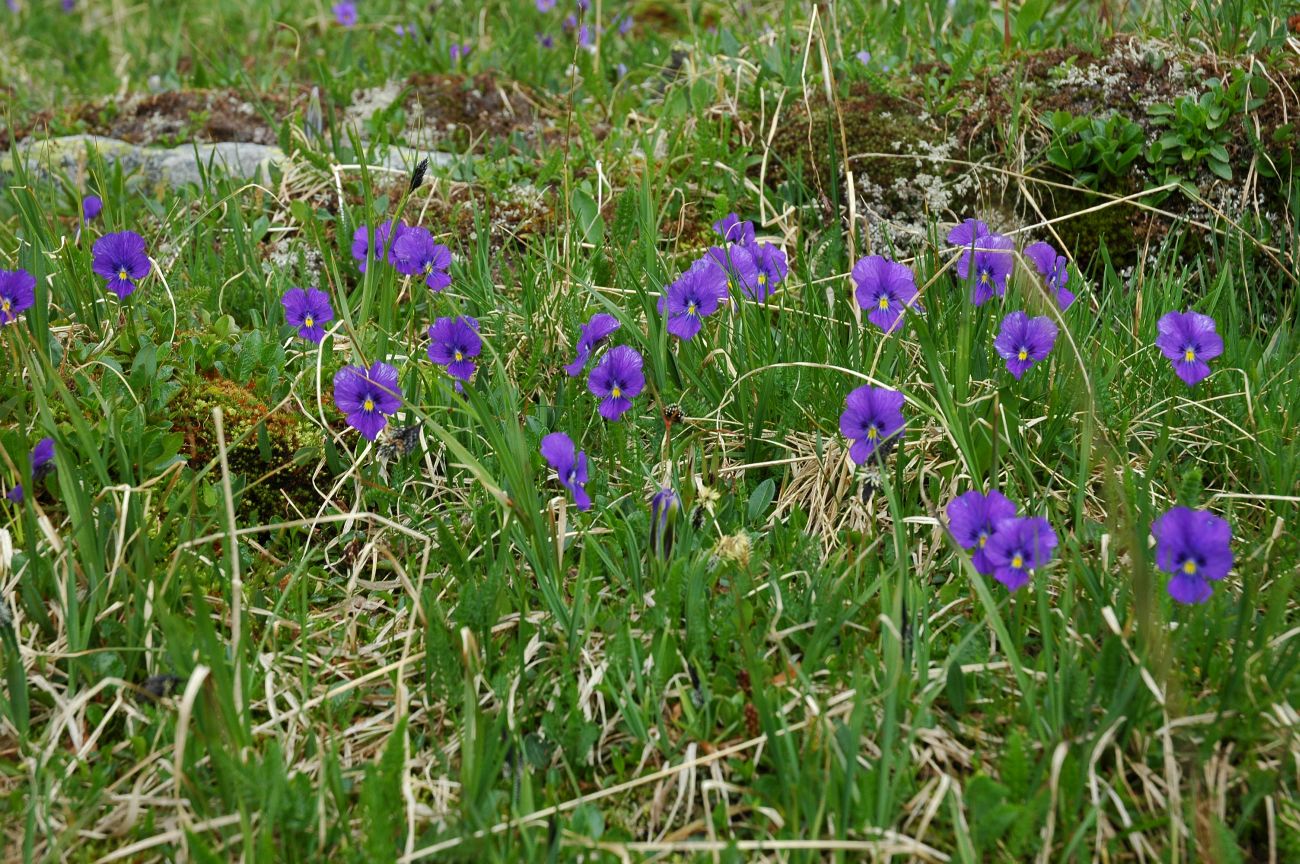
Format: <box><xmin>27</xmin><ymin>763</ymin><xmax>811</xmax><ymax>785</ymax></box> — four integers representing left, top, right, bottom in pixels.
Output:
<box><xmin>171</xmin><ymin>375</ymin><xmax>324</xmax><ymax>522</ymax></box>
<box><xmin>761</xmin><ymin>82</ymin><xmax>976</xmax><ymax>231</ymax></box>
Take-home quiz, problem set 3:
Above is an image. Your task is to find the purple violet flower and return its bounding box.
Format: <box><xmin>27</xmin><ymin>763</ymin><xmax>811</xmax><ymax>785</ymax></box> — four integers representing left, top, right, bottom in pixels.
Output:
<box><xmin>536</xmin><ymin>0</ymin><xmax>556</xmax><ymax>9</ymax></box>
<box><xmin>705</xmin><ymin>244</ymin><xmax>760</xmax><ymax>299</ymax></box>
<box><xmin>5</xmin><ymin>485</ymin><xmax>21</xmax><ymax>504</ymax></box>
<box><xmin>994</xmin><ymin>311</ymin><xmax>1058</xmax><ymax>380</ymax></box>
<box><xmin>537</xmin><ymin>32</ymin><xmax>555</xmax><ymax>48</ymax></box>
<box><xmin>0</xmin><ymin>269</ymin><xmax>36</xmax><ymax>326</ymax></box>
<box><xmin>427</xmin><ymin>316</ymin><xmax>482</xmax><ymax>389</ymax></box>
<box><xmin>450</xmin><ymin>42</ymin><xmax>472</xmax><ymax>62</ymax></box>
<box><xmin>839</xmin><ymin>385</ymin><xmax>905</xmax><ymax>465</ymax></box>
<box><xmin>333</xmin><ymin>361</ymin><xmax>403</xmax><ymax>441</ymax></box>
<box><xmin>333</xmin><ymin>1</ymin><xmax>357</xmax><ymax>27</ymax></box>
<box><xmin>541</xmin><ymin>432</ymin><xmax>591</xmax><ymax>511</ymax></box>
<box><xmin>281</xmin><ymin>287</ymin><xmax>334</xmax><ymax>343</ymax></box>
<box><xmin>577</xmin><ymin>23</ymin><xmax>593</xmax><ymax>47</ymax></box>
<box><xmin>956</xmin><ymin>233</ymin><xmax>1014</xmax><ymax>305</ymax></box>
<box><xmin>91</xmin><ymin>231</ymin><xmax>150</xmax><ymax>299</ymax></box>
<box><xmin>351</xmin><ymin>221</ymin><xmax>407</xmax><ymax>274</ymax></box>
<box><xmin>712</xmin><ymin>213</ymin><xmax>755</xmax><ymax>247</ymax></box>
<box><xmin>564</xmin><ymin>312</ymin><xmax>621</xmax><ymax>376</ymax></box>
<box><xmin>576</xmin><ymin>0</ymin><xmax>590</xmax><ymax>11</ymax></box>
<box><xmin>855</xmin><ymin>50</ymin><xmax>871</xmax><ymax>65</ymax></box>
<box><xmin>983</xmin><ymin>516</ymin><xmax>1058</xmax><ymax>591</ymax></box>
<box><xmin>588</xmin><ymin>345</ymin><xmax>644</xmax><ymax>421</ymax></box>
<box><xmin>1151</xmin><ymin>506</ymin><xmax>1233</xmax><ymax>604</ymax></box>
<box><xmin>617</xmin><ymin>14</ymin><xmax>633</xmax><ymax>34</ymax></box>
<box><xmin>31</xmin><ymin>438</ymin><xmax>55</xmax><ymax>481</ymax></box>
<box><xmin>1024</xmin><ymin>241</ymin><xmax>1074</xmax><ymax>309</ymax></box>
<box><xmin>391</xmin><ymin>227</ymin><xmax>452</xmax><ymax>291</ymax></box>
<box><xmin>659</xmin><ymin>257</ymin><xmax>728</xmax><ymax>340</ymax></box>
<box><xmin>749</xmin><ymin>243</ymin><xmax>788</xmax><ymax>300</ymax></box>
<box><xmin>946</xmin><ymin>490</ymin><xmax>1018</xmax><ymax>575</ymax></box>
<box><xmin>1155</xmin><ymin>311</ymin><xmax>1223</xmax><ymax>388</ymax></box>
<box><xmin>946</xmin><ymin>219</ymin><xmax>990</xmax><ymax>246</ymax></box>
<box><xmin>852</xmin><ymin>255</ymin><xmax>918</xmax><ymax>333</ymax></box>
<box><xmin>82</xmin><ymin>194</ymin><xmax>102</xmax><ymax>223</ymax></box>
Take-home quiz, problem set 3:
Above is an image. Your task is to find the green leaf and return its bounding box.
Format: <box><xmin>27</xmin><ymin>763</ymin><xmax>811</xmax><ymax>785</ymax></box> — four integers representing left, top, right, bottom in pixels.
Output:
<box><xmin>747</xmin><ymin>478</ymin><xmax>775</xmax><ymax>522</ymax></box>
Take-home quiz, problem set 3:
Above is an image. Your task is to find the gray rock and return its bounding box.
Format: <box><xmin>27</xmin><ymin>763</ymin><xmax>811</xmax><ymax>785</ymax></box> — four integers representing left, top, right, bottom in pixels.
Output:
<box><xmin>0</xmin><ymin>134</ymin><xmax>458</xmax><ymax>192</ymax></box>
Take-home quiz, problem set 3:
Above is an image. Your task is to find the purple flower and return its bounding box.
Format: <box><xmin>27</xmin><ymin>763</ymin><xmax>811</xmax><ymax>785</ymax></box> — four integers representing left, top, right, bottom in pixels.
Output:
<box><xmin>427</xmin><ymin>316</ymin><xmax>482</xmax><ymax>388</ymax></box>
<box><xmin>4</xmin><ymin>437</ymin><xmax>55</xmax><ymax>503</ymax></box>
<box><xmin>617</xmin><ymin>14</ymin><xmax>633</xmax><ymax>34</ymax></box>
<box><xmin>541</xmin><ymin>432</ymin><xmax>591</xmax><ymax>511</ymax></box>
<box><xmin>956</xmin><ymin>233</ymin><xmax>1014</xmax><ymax>305</ymax></box>
<box><xmin>946</xmin><ymin>218</ymin><xmax>990</xmax><ymax>246</ymax></box>
<box><xmin>450</xmin><ymin>42</ymin><xmax>472</xmax><ymax>62</ymax></box>
<box><xmin>91</xmin><ymin>231</ymin><xmax>150</xmax><ymax>299</ymax></box>
<box><xmin>994</xmin><ymin>311</ymin><xmax>1057</xmax><ymax>380</ymax></box>
<box><xmin>576</xmin><ymin>0</ymin><xmax>590</xmax><ymax>11</ymax></box>
<box><xmin>351</xmin><ymin>221</ymin><xmax>406</xmax><ymax>274</ymax></box>
<box><xmin>588</xmin><ymin>345</ymin><xmax>644</xmax><ymax>421</ymax></box>
<box><xmin>536</xmin><ymin>0</ymin><xmax>556</xmax><ymax>10</ymax></box>
<box><xmin>281</xmin><ymin>287</ymin><xmax>334</xmax><ymax>343</ymax></box>
<box><xmin>749</xmin><ymin>243</ymin><xmax>788</xmax><ymax>300</ymax></box>
<box><xmin>332</xmin><ymin>1</ymin><xmax>357</xmax><ymax>27</ymax></box>
<box><xmin>564</xmin><ymin>312</ymin><xmax>621</xmax><ymax>376</ymax></box>
<box><xmin>659</xmin><ymin>257</ymin><xmax>728</xmax><ymax>340</ymax></box>
<box><xmin>1024</xmin><ymin>241</ymin><xmax>1074</xmax><ymax>309</ymax></box>
<box><xmin>839</xmin><ymin>385</ymin><xmax>905</xmax><ymax>465</ymax></box>
<box><xmin>855</xmin><ymin>50</ymin><xmax>871</xmax><ymax>65</ymax></box>
<box><xmin>852</xmin><ymin>255</ymin><xmax>918</xmax><ymax>333</ymax></box>
<box><xmin>983</xmin><ymin>516</ymin><xmax>1058</xmax><ymax>591</ymax></box>
<box><xmin>31</xmin><ymin>438</ymin><xmax>54</xmax><ymax>481</ymax></box>
<box><xmin>563</xmin><ymin>13</ymin><xmax>577</xmax><ymax>31</ymax></box>
<box><xmin>650</xmin><ymin>486</ymin><xmax>678</xmax><ymax>554</ymax></box>
<box><xmin>577</xmin><ymin>24</ymin><xmax>593</xmax><ymax>47</ymax></box>
<box><xmin>0</xmin><ymin>269</ymin><xmax>36</xmax><ymax>326</ymax></box>
<box><xmin>705</xmin><ymin>244</ymin><xmax>760</xmax><ymax>299</ymax></box>
<box><xmin>391</xmin><ymin>227</ymin><xmax>452</xmax><ymax>291</ymax></box>
<box><xmin>537</xmin><ymin>32</ymin><xmax>555</xmax><ymax>48</ymax></box>
<box><xmin>1151</xmin><ymin>506</ymin><xmax>1233</xmax><ymax>604</ymax></box>
<box><xmin>82</xmin><ymin>194</ymin><xmax>102</xmax><ymax>223</ymax></box>
<box><xmin>62</xmin><ymin>0</ymin><xmax>75</xmax><ymax>10</ymax></box>
<box><xmin>1155</xmin><ymin>311</ymin><xmax>1223</xmax><ymax>388</ymax></box>
<box><xmin>712</xmin><ymin>213</ymin><xmax>755</xmax><ymax>247</ymax></box>
<box><xmin>946</xmin><ymin>490</ymin><xmax>1018</xmax><ymax>575</ymax></box>
<box><xmin>333</xmin><ymin>361</ymin><xmax>403</xmax><ymax>441</ymax></box>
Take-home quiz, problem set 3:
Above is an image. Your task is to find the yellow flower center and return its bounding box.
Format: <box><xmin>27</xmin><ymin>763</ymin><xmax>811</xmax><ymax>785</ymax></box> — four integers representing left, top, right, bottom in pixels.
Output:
<box><xmin>118</xmin><ymin>268</ymin><xmax>129</xmax><ymax>281</ymax></box>
<box><xmin>1018</xmin><ymin>349</ymin><xmax>1028</xmax><ymax>361</ymax></box>
<box><xmin>304</xmin><ymin>315</ymin><xmax>314</xmax><ymax>328</ymax></box>
<box><xmin>878</xmin><ymin>296</ymin><xmax>889</xmax><ymax>310</ymax></box>
<box><xmin>454</xmin><ymin>351</ymin><xmax>463</xmax><ymax>361</ymax></box>
<box><xmin>1011</xmin><ymin>554</ymin><xmax>1024</xmax><ymax>569</ymax></box>
<box><xmin>687</xmin><ymin>302</ymin><xmax>696</xmax><ymax>315</ymax></box>
<box><xmin>978</xmin><ymin>533</ymin><xmax>988</xmax><ymax>548</ymax></box>
<box><xmin>728</xmin><ymin>279</ymin><xmax>735</xmax><ymax>291</ymax></box>
<box><xmin>611</xmin><ymin>386</ymin><xmax>621</xmax><ymax>398</ymax></box>
<box><xmin>1184</xmin><ymin>349</ymin><xmax>1195</xmax><ymax>362</ymax></box>
<box><xmin>363</xmin><ymin>398</ymin><xmax>375</xmax><ymax>412</ymax></box>
<box><xmin>424</xmin><ymin>262</ymin><xmax>434</xmax><ymax>274</ymax></box>
<box><xmin>1</xmin><ymin>300</ymin><xmax>9</xmax><ymax>313</ymax></box>
<box><xmin>866</xmin><ymin>426</ymin><xmax>878</xmax><ymax>441</ymax></box>
<box><xmin>757</xmin><ymin>274</ymin><xmax>767</xmax><ymax>286</ymax></box>
<box><xmin>979</xmin><ymin>272</ymin><xmax>989</xmax><ymax>285</ymax></box>
<box><xmin>1182</xmin><ymin>559</ymin><xmax>1197</xmax><ymax>575</ymax></box>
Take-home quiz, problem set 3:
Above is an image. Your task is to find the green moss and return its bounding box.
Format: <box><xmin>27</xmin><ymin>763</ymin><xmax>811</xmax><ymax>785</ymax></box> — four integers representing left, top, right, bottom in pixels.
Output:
<box><xmin>171</xmin><ymin>376</ymin><xmax>323</xmax><ymax>522</ymax></box>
